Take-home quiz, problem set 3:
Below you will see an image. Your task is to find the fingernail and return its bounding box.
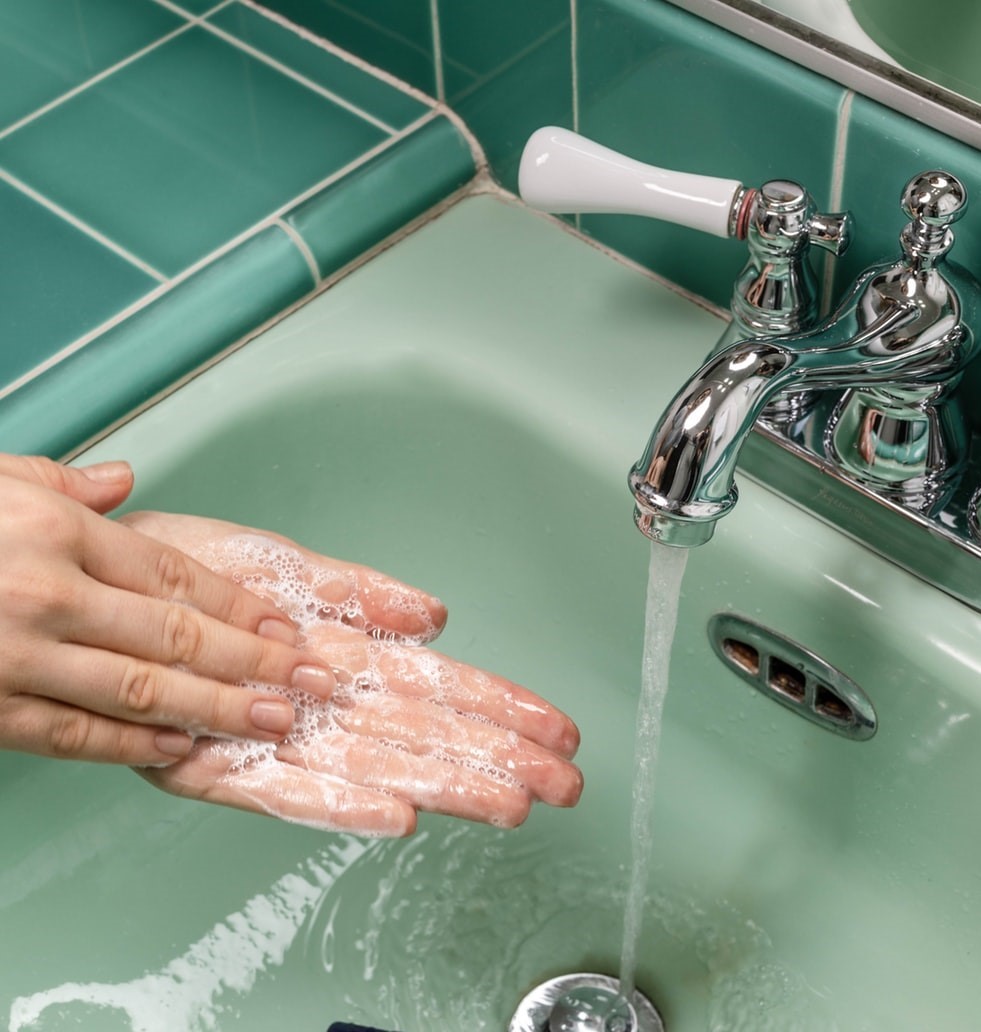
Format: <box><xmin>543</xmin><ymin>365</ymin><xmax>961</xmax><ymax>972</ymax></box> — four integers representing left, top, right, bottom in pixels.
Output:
<box><xmin>155</xmin><ymin>730</ymin><xmax>194</xmax><ymax>758</ymax></box>
<box><xmin>257</xmin><ymin>617</ymin><xmax>298</xmax><ymax>646</ymax></box>
<box><xmin>250</xmin><ymin>699</ymin><xmax>295</xmax><ymax>736</ymax></box>
<box><xmin>292</xmin><ymin>664</ymin><xmax>336</xmax><ymax>698</ymax></box>
<box><xmin>80</xmin><ymin>460</ymin><xmax>132</xmax><ymax>484</ymax></box>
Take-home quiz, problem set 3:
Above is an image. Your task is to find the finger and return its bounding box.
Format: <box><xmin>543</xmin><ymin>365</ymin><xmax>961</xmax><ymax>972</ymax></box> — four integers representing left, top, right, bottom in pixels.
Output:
<box><xmin>308</xmin><ymin>623</ymin><xmax>580</xmax><ymax>759</ymax></box>
<box><xmin>0</xmin><ymin>453</ymin><xmax>134</xmax><ymax>514</ymax></box>
<box><xmin>30</xmin><ymin>642</ymin><xmax>299</xmax><ymax>741</ymax></box>
<box><xmin>119</xmin><ymin>514</ymin><xmax>447</xmax><ymax>644</ymax></box>
<box><xmin>78</xmin><ymin>513</ymin><xmax>298</xmax><ymax>643</ymax></box>
<box><xmin>0</xmin><ymin>693</ymin><xmax>193</xmax><ymax>766</ymax></box>
<box><xmin>376</xmin><ymin>649</ymin><xmax>581</xmax><ymax>759</ymax></box>
<box><xmin>211</xmin><ymin>536</ymin><xmax>447</xmax><ymax>643</ymax></box>
<box><xmin>330</xmin><ymin>692</ymin><xmax>583</xmax><ymax>807</ymax></box>
<box><xmin>310</xmin><ymin>562</ymin><xmax>447</xmax><ymax>643</ymax></box>
<box><xmin>139</xmin><ymin>741</ymin><xmax>417</xmax><ymax>836</ymax></box>
<box><xmin>69</xmin><ymin>580</ymin><xmax>335</xmax><ymax>700</ymax></box>
<box><xmin>279</xmin><ymin>732</ymin><xmax>534</xmax><ymax>828</ymax></box>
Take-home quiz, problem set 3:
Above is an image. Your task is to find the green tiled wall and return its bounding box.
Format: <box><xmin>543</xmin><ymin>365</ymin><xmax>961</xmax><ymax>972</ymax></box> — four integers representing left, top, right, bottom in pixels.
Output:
<box><xmin>256</xmin><ymin>0</ymin><xmax>437</xmax><ymax>95</ymax></box>
<box><xmin>0</xmin><ymin>0</ymin><xmax>476</xmax><ymax>457</ymax></box>
<box><xmin>259</xmin><ymin>0</ymin><xmax>981</xmax><ymax>309</ymax></box>
<box><xmin>7</xmin><ymin>0</ymin><xmax>981</xmax><ymax>455</ymax></box>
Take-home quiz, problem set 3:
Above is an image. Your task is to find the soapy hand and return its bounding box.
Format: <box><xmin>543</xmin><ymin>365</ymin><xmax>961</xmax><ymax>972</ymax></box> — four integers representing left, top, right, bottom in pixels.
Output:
<box><xmin>122</xmin><ymin>511</ymin><xmax>584</xmax><ymax>836</ymax></box>
<box><xmin>0</xmin><ymin>454</ymin><xmax>336</xmax><ymax>767</ymax></box>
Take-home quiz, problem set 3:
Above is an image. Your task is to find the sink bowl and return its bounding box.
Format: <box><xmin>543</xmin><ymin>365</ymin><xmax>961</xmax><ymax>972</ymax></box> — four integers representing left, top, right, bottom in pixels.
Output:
<box><xmin>3</xmin><ymin>195</ymin><xmax>981</xmax><ymax>1031</ymax></box>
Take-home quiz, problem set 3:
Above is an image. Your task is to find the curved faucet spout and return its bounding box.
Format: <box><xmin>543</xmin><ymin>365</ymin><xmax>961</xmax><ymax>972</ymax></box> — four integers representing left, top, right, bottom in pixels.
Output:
<box><xmin>629</xmin><ymin>266</ymin><xmax>969</xmax><ymax>546</ymax></box>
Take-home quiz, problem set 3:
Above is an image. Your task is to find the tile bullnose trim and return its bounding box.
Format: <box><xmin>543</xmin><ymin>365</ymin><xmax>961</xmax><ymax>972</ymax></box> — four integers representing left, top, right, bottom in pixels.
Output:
<box><xmin>0</xmin><ymin>225</ymin><xmax>315</xmax><ymax>460</ymax></box>
<box><xmin>1</xmin><ymin>113</ymin><xmax>479</xmax><ymax>459</ymax></box>
<box><xmin>284</xmin><ymin>114</ymin><xmax>479</xmax><ymax>279</ymax></box>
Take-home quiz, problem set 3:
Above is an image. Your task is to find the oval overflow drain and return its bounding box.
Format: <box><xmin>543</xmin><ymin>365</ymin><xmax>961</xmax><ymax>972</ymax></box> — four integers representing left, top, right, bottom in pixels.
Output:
<box><xmin>708</xmin><ymin>613</ymin><xmax>876</xmax><ymax>740</ymax></box>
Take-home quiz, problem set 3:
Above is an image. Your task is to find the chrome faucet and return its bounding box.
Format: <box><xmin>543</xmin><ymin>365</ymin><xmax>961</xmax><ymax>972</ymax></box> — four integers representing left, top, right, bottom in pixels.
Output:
<box><xmin>519</xmin><ymin>128</ymin><xmax>981</xmax><ymax>609</ymax></box>
<box><xmin>630</xmin><ymin>171</ymin><xmax>978</xmax><ymax>547</ymax></box>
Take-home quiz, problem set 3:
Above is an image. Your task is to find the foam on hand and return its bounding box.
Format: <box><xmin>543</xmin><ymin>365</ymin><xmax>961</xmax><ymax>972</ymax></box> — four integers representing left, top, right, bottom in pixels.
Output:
<box><xmin>188</xmin><ymin>535</ymin><xmax>527</xmax><ymax>836</ymax></box>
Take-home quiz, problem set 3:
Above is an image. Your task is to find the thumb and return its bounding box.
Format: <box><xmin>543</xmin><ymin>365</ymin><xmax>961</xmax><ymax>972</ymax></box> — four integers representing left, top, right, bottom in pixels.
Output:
<box><xmin>0</xmin><ymin>453</ymin><xmax>134</xmax><ymax>514</ymax></box>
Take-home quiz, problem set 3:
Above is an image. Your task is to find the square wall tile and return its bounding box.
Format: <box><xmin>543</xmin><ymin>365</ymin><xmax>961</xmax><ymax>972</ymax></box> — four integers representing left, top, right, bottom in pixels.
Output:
<box><xmin>0</xmin><ymin>178</ymin><xmax>156</xmax><ymax>385</ymax></box>
<box><xmin>576</xmin><ymin>0</ymin><xmax>845</xmax><ymax>309</ymax></box>
<box><xmin>440</xmin><ymin>0</ymin><xmax>572</xmax><ymax>193</ymax></box>
<box><xmin>0</xmin><ymin>0</ymin><xmax>184</xmax><ymax>129</ymax></box>
<box><xmin>256</xmin><ymin>0</ymin><xmax>436</xmax><ymax>95</ymax></box>
<box><xmin>0</xmin><ymin>26</ymin><xmax>388</xmax><ymax>277</ymax></box>
<box><xmin>208</xmin><ymin>3</ymin><xmax>430</xmax><ymax>131</ymax></box>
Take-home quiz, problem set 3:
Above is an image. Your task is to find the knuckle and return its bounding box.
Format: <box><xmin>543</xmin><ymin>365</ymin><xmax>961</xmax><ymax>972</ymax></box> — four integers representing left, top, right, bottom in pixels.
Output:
<box><xmin>21</xmin><ymin>455</ymin><xmax>71</xmax><ymax>492</ymax></box>
<box><xmin>47</xmin><ymin>709</ymin><xmax>95</xmax><ymax>759</ymax></box>
<box><xmin>153</xmin><ymin>548</ymin><xmax>195</xmax><ymax>602</ymax></box>
<box><xmin>26</xmin><ymin>496</ymin><xmax>82</xmax><ymax>552</ymax></box>
<box><xmin>161</xmin><ymin>605</ymin><xmax>205</xmax><ymax>666</ymax></box>
<box><xmin>117</xmin><ymin>662</ymin><xmax>160</xmax><ymax>716</ymax></box>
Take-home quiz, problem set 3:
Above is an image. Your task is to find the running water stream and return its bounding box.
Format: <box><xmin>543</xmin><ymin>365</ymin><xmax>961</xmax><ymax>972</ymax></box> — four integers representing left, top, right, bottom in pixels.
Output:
<box><xmin>619</xmin><ymin>540</ymin><xmax>689</xmax><ymax>1001</ymax></box>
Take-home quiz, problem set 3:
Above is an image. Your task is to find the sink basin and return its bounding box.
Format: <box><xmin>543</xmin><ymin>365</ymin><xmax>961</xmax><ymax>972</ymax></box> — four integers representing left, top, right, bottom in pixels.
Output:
<box><xmin>3</xmin><ymin>195</ymin><xmax>981</xmax><ymax>1031</ymax></box>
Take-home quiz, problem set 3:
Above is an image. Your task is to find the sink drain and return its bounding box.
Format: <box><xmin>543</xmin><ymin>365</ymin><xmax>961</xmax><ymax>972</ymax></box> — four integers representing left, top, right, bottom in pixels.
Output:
<box><xmin>509</xmin><ymin>973</ymin><xmax>664</xmax><ymax>1032</ymax></box>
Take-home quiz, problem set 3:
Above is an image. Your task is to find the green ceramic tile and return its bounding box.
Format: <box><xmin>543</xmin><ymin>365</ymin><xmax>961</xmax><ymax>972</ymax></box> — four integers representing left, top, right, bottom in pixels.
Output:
<box><xmin>0</xmin><ymin>177</ymin><xmax>156</xmax><ymax>385</ymax></box>
<box><xmin>0</xmin><ymin>26</ymin><xmax>387</xmax><ymax>277</ymax></box>
<box><xmin>285</xmin><ymin>114</ymin><xmax>476</xmax><ymax>278</ymax></box>
<box><xmin>440</xmin><ymin>0</ymin><xmax>572</xmax><ymax>193</ymax></box>
<box><xmin>257</xmin><ymin>0</ymin><xmax>435</xmax><ymax>95</ymax></box>
<box><xmin>0</xmin><ymin>0</ymin><xmax>184</xmax><ymax>130</ymax></box>
<box><xmin>576</xmin><ymin>0</ymin><xmax>845</xmax><ymax>308</ymax></box>
<box><xmin>0</xmin><ymin>224</ymin><xmax>315</xmax><ymax>458</ymax></box>
<box><xmin>440</xmin><ymin>0</ymin><xmax>569</xmax><ymax>100</ymax></box>
<box><xmin>165</xmin><ymin>0</ymin><xmax>227</xmax><ymax>13</ymax></box>
<box><xmin>208</xmin><ymin>2</ymin><xmax>430</xmax><ymax>130</ymax></box>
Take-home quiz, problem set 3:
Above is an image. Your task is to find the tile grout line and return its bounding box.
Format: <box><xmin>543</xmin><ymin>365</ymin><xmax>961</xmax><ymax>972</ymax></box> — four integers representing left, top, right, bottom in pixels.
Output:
<box><xmin>273</xmin><ymin>218</ymin><xmax>322</xmax><ymax>285</ymax></box>
<box><xmin>430</xmin><ymin>0</ymin><xmax>446</xmax><ymax>104</ymax></box>
<box><xmin>235</xmin><ymin>4</ymin><xmax>487</xmax><ymax>176</ymax></box>
<box><xmin>0</xmin><ymin>167</ymin><xmax>167</xmax><ymax>282</ymax></box>
<box><xmin>149</xmin><ymin>0</ymin><xmax>231</xmax><ymax>19</ymax></box>
<box><xmin>438</xmin><ymin>21</ymin><xmax>567</xmax><ymax>111</ymax></box>
<box><xmin>60</xmin><ymin>176</ymin><xmax>487</xmax><ymax>462</ymax></box>
<box><xmin>242</xmin><ymin>1</ymin><xmax>441</xmax><ymax>111</ymax></box>
<box><xmin>0</xmin><ymin>3</ymin><xmax>235</xmax><ymax>143</ymax></box>
<box><xmin>821</xmin><ymin>89</ymin><xmax>854</xmax><ymax>315</ymax></box>
<box><xmin>134</xmin><ymin>110</ymin><xmax>441</xmax><ymax>286</ymax></box>
<box><xmin>0</xmin><ymin>111</ymin><xmax>444</xmax><ymax>402</ymax></box>
<box><xmin>198</xmin><ymin>19</ymin><xmax>397</xmax><ymax>135</ymax></box>
<box><xmin>0</xmin><ymin>281</ymin><xmax>178</xmax><ymax>401</ymax></box>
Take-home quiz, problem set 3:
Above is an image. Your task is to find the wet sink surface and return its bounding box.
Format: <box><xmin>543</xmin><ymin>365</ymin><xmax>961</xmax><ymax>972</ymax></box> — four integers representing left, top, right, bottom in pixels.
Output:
<box><xmin>3</xmin><ymin>195</ymin><xmax>981</xmax><ymax>1031</ymax></box>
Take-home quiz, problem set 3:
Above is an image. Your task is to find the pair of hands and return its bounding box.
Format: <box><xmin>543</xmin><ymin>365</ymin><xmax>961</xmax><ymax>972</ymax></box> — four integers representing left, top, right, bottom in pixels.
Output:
<box><xmin>0</xmin><ymin>454</ymin><xmax>582</xmax><ymax>836</ymax></box>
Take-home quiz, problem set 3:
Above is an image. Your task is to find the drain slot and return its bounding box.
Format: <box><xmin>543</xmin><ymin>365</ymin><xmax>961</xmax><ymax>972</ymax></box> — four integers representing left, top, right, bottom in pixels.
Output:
<box><xmin>709</xmin><ymin>614</ymin><xmax>876</xmax><ymax>740</ymax></box>
<box><xmin>767</xmin><ymin>655</ymin><xmax>806</xmax><ymax>702</ymax></box>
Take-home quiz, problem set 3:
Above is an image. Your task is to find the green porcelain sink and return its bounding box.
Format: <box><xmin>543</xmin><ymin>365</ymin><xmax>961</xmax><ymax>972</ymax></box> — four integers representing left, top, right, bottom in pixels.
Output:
<box><xmin>3</xmin><ymin>195</ymin><xmax>981</xmax><ymax>1031</ymax></box>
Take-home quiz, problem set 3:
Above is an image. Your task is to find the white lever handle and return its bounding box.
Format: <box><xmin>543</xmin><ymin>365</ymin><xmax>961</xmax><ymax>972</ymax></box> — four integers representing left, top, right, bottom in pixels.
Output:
<box><xmin>518</xmin><ymin>126</ymin><xmax>745</xmax><ymax>239</ymax></box>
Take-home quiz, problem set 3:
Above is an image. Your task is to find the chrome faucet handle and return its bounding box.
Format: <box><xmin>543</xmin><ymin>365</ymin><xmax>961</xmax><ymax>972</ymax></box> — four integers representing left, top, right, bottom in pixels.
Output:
<box><xmin>900</xmin><ymin>170</ymin><xmax>967</xmax><ymax>262</ymax></box>
<box><xmin>750</xmin><ymin>179</ymin><xmax>850</xmax><ymax>258</ymax></box>
<box><xmin>518</xmin><ymin>126</ymin><xmax>750</xmax><ymax>238</ymax></box>
<box><xmin>728</xmin><ymin>180</ymin><xmax>851</xmax><ymax>342</ymax></box>
<box><xmin>518</xmin><ymin>127</ymin><xmax>850</xmax><ymax>347</ymax></box>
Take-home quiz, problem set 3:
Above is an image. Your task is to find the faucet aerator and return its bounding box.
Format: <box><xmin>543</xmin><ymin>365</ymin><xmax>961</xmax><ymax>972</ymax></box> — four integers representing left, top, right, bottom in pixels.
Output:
<box><xmin>632</xmin><ymin>505</ymin><xmax>718</xmax><ymax>547</ymax></box>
